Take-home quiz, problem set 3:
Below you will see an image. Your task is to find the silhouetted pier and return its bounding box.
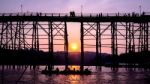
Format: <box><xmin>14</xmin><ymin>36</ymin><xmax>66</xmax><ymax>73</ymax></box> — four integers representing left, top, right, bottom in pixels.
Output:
<box><xmin>0</xmin><ymin>12</ymin><xmax>150</xmax><ymax>72</ymax></box>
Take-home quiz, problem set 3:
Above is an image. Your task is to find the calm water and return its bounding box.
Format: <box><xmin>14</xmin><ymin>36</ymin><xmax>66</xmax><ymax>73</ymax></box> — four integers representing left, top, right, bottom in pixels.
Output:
<box><xmin>0</xmin><ymin>66</ymin><xmax>150</xmax><ymax>84</ymax></box>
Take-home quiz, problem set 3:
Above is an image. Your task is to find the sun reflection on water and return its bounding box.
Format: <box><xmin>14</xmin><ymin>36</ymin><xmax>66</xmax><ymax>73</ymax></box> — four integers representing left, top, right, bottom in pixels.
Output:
<box><xmin>66</xmin><ymin>66</ymin><xmax>81</xmax><ymax>84</ymax></box>
<box><xmin>67</xmin><ymin>75</ymin><xmax>81</xmax><ymax>84</ymax></box>
<box><xmin>68</xmin><ymin>65</ymin><xmax>80</xmax><ymax>71</ymax></box>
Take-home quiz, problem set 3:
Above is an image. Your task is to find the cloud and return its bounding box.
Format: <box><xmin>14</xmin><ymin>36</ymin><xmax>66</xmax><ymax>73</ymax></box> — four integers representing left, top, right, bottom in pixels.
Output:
<box><xmin>0</xmin><ymin>0</ymin><xmax>150</xmax><ymax>13</ymax></box>
<box><xmin>64</xmin><ymin>0</ymin><xmax>87</xmax><ymax>12</ymax></box>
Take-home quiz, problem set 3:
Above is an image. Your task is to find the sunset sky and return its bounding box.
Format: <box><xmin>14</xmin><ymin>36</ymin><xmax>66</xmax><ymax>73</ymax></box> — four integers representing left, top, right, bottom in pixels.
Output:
<box><xmin>0</xmin><ymin>0</ymin><xmax>150</xmax><ymax>53</ymax></box>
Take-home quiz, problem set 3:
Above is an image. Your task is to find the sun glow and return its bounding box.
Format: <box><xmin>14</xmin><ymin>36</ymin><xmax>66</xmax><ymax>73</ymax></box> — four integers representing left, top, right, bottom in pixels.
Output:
<box><xmin>70</xmin><ymin>42</ymin><xmax>79</xmax><ymax>52</ymax></box>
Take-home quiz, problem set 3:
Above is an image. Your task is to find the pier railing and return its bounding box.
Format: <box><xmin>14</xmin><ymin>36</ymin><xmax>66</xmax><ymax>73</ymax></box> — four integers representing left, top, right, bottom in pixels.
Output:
<box><xmin>0</xmin><ymin>12</ymin><xmax>150</xmax><ymax>17</ymax></box>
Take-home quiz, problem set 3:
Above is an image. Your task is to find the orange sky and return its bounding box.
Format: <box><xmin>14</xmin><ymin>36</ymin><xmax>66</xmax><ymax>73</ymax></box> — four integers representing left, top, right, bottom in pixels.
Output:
<box><xmin>0</xmin><ymin>0</ymin><xmax>149</xmax><ymax>54</ymax></box>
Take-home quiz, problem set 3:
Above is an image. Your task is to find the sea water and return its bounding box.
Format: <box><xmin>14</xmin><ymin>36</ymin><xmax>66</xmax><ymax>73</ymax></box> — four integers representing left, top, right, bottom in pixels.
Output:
<box><xmin>0</xmin><ymin>66</ymin><xmax>150</xmax><ymax>84</ymax></box>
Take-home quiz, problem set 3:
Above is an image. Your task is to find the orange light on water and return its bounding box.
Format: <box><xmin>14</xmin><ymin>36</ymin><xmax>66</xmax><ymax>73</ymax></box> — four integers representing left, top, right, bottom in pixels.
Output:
<box><xmin>69</xmin><ymin>65</ymin><xmax>80</xmax><ymax>71</ymax></box>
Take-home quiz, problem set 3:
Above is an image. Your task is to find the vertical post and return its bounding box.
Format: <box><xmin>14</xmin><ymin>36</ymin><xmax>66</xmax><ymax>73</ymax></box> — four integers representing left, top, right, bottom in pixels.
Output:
<box><xmin>115</xmin><ymin>22</ymin><xmax>118</xmax><ymax>57</ymax></box>
<box><xmin>32</xmin><ymin>21</ymin><xmax>38</xmax><ymax>69</ymax></box>
<box><xmin>48</xmin><ymin>21</ymin><xmax>53</xmax><ymax>71</ymax></box>
<box><xmin>126</xmin><ymin>22</ymin><xmax>128</xmax><ymax>54</ymax></box>
<box><xmin>10</xmin><ymin>21</ymin><xmax>13</xmax><ymax>49</ymax></box>
<box><xmin>18</xmin><ymin>21</ymin><xmax>21</xmax><ymax>49</ymax></box>
<box><xmin>14</xmin><ymin>22</ymin><xmax>18</xmax><ymax>50</ymax></box>
<box><xmin>132</xmin><ymin>23</ymin><xmax>135</xmax><ymax>52</ymax></box>
<box><xmin>22</xmin><ymin>21</ymin><xmax>25</xmax><ymax>49</ymax></box>
<box><xmin>64</xmin><ymin>21</ymin><xmax>69</xmax><ymax>70</ymax></box>
<box><xmin>129</xmin><ymin>22</ymin><xmax>131</xmax><ymax>53</ymax></box>
<box><xmin>111</xmin><ymin>22</ymin><xmax>118</xmax><ymax>68</ymax></box>
<box><xmin>0</xmin><ymin>22</ymin><xmax>4</xmax><ymax>84</ymax></box>
<box><xmin>1</xmin><ymin>22</ymin><xmax>4</xmax><ymax>48</ymax></box>
<box><xmin>111</xmin><ymin>22</ymin><xmax>115</xmax><ymax>67</ymax></box>
<box><xmin>48</xmin><ymin>22</ymin><xmax>51</xmax><ymax>71</ymax></box>
<box><xmin>148</xmin><ymin>22</ymin><xmax>150</xmax><ymax>51</ymax></box>
<box><xmin>144</xmin><ymin>22</ymin><xmax>148</xmax><ymax>51</ymax></box>
<box><xmin>32</xmin><ymin>21</ymin><xmax>34</xmax><ymax>49</ymax></box>
<box><xmin>143</xmin><ymin>22</ymin><xmax>146</xmax><ymax>51</ymax></box>
<box><xmin>35</xmin><ymin>21</ymin><xmax>39</xmax><ymax>69</ymax></box>
<box><xmin>146</xmin><ymin>22</ymin><xmax>149</xmax><ymax>51</ymax></box>
<box><xmin>32</xmin><ymin>21</ymin><xmax>38</xmax><ymax>50</ymax></box>
<box><xmin>80</xmin><ymin>21</ymin><xmax>84</xmax><ymax>72</ymax></box>
<box><xmin>96</xmin><ymin>22</ymin><xmax>99</xmax><ymax>67</ymax></box>
<box><xmin>138</xmin><ymin>23</ymin><xmax>142</xmax><ymax>52</ymax></box>
<box><xmin>6</xmin><ymin>22</ymin><xmax>9</xmax><ymax>49</ymax></box>
<box><xmin>141</xmin><ymin>23</ymin><xmax>144</xmax><ymax>51</ymax></box>
<box><xmin>125</xmin><ymin>22</ymin><xmax>128</xmax><ymax>66</ymax></box>
<box><xmin>36</xmin><ymin>22</ymin><xmax>39</xmax><ymax>51</ymax></box>
<box><xmin>50</xmin><ymin>22</ymin><xmax>54</xmax><ymax>70</ymax></box>
<box><xmin>99</xmin><ymin>22</ymin><xmax>102</xmax><ymax>69</ymax></box>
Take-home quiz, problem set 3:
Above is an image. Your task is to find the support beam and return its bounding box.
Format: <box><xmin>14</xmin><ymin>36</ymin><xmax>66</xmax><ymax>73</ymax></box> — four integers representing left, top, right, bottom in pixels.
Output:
<box><xmin>125</xmin><ymin>22</ymin><xmax>128</xmax><ymax>54</ymax></box>
<box><xmin>64</xmin><ymin>21</ymin><xmax>69</xmax><ymax>70</ymax></box>
<box><xmin>0</xmin><ymin>22</ymin><xmax>4</xmax><ymax>48</ymax></box>
<box><xmin>80</xmin><ymin>21</ymin><xmax>84</xmax><ymax>72</ymax></box>
<box><xmin>111</xmin><ymin>21</ymin><xmax>118</xmax><ymax>67</ymax></box>
<box><xmin>96</xmin><ymin>22</ymin><xmax>99</xmax><ymax>67</ymax></box>
<box><xmin>98</xmin><ymin>22</ymin><xmax>102</xmax><ymax>68</ymax></box>
<box><xmin>48</xmin><ymin>21</ymin><xmax>53</xmax><ymax>71</ymax></box>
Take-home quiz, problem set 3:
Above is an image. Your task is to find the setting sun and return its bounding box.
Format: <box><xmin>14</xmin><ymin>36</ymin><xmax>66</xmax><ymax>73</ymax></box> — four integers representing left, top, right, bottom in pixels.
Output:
<box><xmin>70</xmin><ymin>42</ymin><xmax>79</xmax><ymax>52</ymax></box>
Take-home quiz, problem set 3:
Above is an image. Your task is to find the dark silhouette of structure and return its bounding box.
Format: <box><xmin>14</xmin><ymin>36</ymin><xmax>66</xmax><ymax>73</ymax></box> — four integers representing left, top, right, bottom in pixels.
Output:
<box><xmin>0</xmin><ymin>12</ymin><xmax>150</xmax><ymax>73</ymax></box>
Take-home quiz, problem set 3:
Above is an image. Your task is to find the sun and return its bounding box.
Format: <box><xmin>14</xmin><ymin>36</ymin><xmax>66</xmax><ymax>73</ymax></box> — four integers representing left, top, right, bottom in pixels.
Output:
<box><xmin>70</xmin><ymin>42</ymin><xmax>78</xmax><ymax>51</ymax></box>
<box><xmin>71</xmin><ymin>43</ymin><xmax>77</xmax><ymax>50</ymax></box>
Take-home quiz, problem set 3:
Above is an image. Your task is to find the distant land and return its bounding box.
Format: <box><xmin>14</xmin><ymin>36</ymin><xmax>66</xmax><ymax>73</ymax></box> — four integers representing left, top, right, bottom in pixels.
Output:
<box><xmin>54</xmin><ymin>52</ymin><xmax>111</xmax><ymax>65</ymax></box>
<box><xmin>0</xmin><ymin>48</ymin><xmax>150</xmax><ymax>66</ymax></box>
<box><xmin>0</xmin><ymin>48</ymin><xmax>111</xmax><ymax>65</ymax></box>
